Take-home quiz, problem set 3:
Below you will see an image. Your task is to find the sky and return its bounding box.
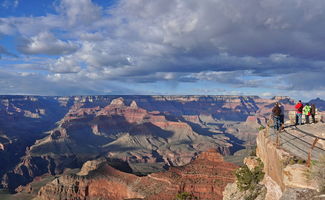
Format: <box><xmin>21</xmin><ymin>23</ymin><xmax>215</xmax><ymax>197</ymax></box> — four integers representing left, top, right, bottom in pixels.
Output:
<box><xmin>0</xmin><ymin>0</ymin><xmax>325</xmax><ymax>100</ymax></box>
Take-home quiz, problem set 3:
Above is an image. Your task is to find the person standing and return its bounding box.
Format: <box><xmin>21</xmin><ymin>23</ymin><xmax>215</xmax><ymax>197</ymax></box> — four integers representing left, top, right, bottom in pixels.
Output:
<box><xmin>272</xmin><ymin>103</ymin><xmax>281</xmax><ymax>131</ymax></box>
<box><xmin>295</xmin><ymin>100</ymin><xmax>303</xmax><ymax>125</ymax></box>
<box><xmin>311</xmin><ymin>104</ymin><xmax>316</xmax><ymax>123</ymax></box>
<box><xmin>279</xmin><ymin>102</ymin><xmax>285</xmax><ymax>127</ymax></box>
<box><xmin>303</xmin><ymin>103</ymin><xmax>311</xmax><ymax>124</ymax></box>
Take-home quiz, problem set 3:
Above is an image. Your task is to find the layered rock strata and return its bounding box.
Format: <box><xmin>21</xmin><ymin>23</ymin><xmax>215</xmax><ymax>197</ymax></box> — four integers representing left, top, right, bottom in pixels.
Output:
<box><xmin>37</xmin><ymin>149</ymin><xmax>237</xmax><ymax>200</ymax></box>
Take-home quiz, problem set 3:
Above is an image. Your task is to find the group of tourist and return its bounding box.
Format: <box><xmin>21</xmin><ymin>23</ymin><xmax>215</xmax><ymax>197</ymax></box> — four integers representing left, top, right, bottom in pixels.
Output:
<box><xmin>272</xmin><ymin>100</ymin><xmax>317</xmax><ymax>131</ymax></box>
<box><xmin>294</xmin><ymin>100</ymin><xmax>317</xmax><ymax>125</ymax></box>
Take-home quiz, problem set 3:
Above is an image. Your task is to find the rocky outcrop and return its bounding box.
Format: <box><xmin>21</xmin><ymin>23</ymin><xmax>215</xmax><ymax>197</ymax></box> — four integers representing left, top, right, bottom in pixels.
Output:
<box><xmin>37</xmin><ymin>149</ymin><xmax>237</xmax><ymax>200</ymax></box>
<box><xmin>256</xmin><ymin>128</ymin><xmax>319</xmax><ymax>192</ymax></box>
<box><xmin>223</xmin><ymin>182</ymin><xmax>267</xmax><ymax>200</ymax></box>
<box><xmin>223</xmin><ymin>123</ymin><xmax>324</xmax><ymax>200</ymax></box>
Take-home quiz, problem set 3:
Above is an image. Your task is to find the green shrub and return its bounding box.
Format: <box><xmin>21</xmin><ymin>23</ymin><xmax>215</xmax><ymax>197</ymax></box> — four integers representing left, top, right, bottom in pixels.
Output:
<box><xmin>235</xmin><ymin>158</ymin><xmax>265</xmax><ymax>192</ymax></box>
<box><xmin>286</xmin><ymin>156</ymin><xmax>306</xmax><ymax>165</ymax></box>
<box><xmin>175</xmin><ymin>192</ymin><xmax>197</xmax><ymax>200</ymax></box>
<box><xmin>258</xmin><ymin>125</ymin><xmax>265</xmax><ymax>131</ymax></box>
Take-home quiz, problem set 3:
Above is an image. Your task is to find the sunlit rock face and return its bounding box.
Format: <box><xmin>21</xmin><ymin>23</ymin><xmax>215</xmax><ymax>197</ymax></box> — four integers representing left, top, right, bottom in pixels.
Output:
<box><xmin>37</xmin><ymin>149</ymin><xmax>238</xmax><ymax>200</ymax></box>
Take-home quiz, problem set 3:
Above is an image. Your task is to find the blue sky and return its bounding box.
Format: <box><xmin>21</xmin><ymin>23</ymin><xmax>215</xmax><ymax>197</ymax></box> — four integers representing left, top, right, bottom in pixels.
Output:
<box><xmin>0</xmin><ymin>0</ymin><xmax>325</xmax><ymax>100</ymax></box>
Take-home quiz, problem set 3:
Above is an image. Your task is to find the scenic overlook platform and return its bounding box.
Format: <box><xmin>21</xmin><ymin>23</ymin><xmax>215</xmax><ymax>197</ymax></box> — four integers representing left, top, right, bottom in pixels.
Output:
<box><xmin>267</xmin><ymin>122</ymin><xmax>325</xmax><ymax>166</ymax></box>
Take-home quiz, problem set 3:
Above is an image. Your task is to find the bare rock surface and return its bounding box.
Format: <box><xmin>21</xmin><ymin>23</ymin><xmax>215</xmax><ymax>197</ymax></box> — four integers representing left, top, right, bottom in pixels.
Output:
<box><xmin>37</xmin><ymin>149</ymin><xmax>237</xmax><ymax>200</ymax></box>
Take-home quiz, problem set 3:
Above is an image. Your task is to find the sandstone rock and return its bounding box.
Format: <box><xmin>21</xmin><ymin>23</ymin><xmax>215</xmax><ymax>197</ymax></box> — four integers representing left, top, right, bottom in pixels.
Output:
<box><xmin>77</xmin><ymin>158</ymin><xmax>106</xmax><ymax>176</ymax></box>
<box><xmin>283</xmin><ymin>164</ymin><xmax>318</xmax><ymax>190</ymax></box>
<box><xmin>110</xmin><ymin>97</ymin><xmax>125</xmax><ymax>106</ymax></box>
<box><xmin>256</xmin><ymin>123</ymin><xmax>323</xmax><ymax>200</ymax></box>
<box><xmin>130</xmin><ymin>100</ymin><xmax>138</xmax><ymax>108</ymax></box>
<box><xmin>38</xmin><ymin>150</ymin><xmax>238</xmax><ymax>200</ymax></box>
<box><xmin>279</xmin><ymin>187</ymin><xmax>320</xmax><ymax>200</ymax></box>
<box><xmin>223</xmin><ymin>182</ymin><xmax>245</xmax><ymax>200</ymax></box>
<box><xmin>244</xmin><ymin>156</ymin><xmax>260</xmax><ymax>171</ymax></box>
<box><xmin>262</xmin><ymin>175</ymin><xmax>282</xmax><ymax>200</ymax></box>
<box><xmin>256</xmin><ymin>128</ymin><xmax>291</xmax><ymax>190</ymax></box>
<box><xmin>222</xmin><ymin>182</ymin><xmax>267</xmax><ymax>200</ymax></box>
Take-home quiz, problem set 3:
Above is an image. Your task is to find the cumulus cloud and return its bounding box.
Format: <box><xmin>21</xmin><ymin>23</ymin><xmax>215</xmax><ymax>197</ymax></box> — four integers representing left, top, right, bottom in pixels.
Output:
<box><xmin>17</xmin><ymin>32</ymin><xmax>78</xmax><ymax>55</ymax></box>
<box><xmin>56</xmin><ymin>0</ymin><xmax>102</xmax><ymax>26</ymax></box>
<box><xmin>48</xmin><ymin>56</ymin><xmax>81</xmax><ymax>73</ymax></box>
<box><xmin>0</xmin><ymin>0</ymin><xmax>325</xmax><ymax>97</ymax></box>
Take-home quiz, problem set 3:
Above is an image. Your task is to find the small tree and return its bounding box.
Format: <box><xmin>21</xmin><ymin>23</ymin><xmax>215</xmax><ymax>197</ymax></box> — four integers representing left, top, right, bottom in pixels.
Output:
<box><xmin>235</xmin><ymin>159</ymin><xmax>265</xmax><ymax>192</ymax></box>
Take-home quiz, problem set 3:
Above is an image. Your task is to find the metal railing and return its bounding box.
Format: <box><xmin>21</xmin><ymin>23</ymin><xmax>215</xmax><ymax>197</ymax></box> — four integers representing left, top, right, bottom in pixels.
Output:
<box><xmin>265</xmin><ymin>117</ymin><xmax>325</xmax><ymax>167</ymax></box>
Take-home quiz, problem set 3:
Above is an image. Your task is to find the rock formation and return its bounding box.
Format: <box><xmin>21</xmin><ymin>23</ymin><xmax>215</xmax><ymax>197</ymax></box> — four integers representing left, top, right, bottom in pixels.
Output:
<box><xmin>37</xmin><ymin>149</ymin><xmax>237</xmax><ymax>200</ymax></box>
<box><xmin>223</xmin><ymin>123</ymin><xmax>325</xmax><ymax>200</ymax></box>
<box><xmin>3</xmin><ymin>98</ymin><xmax>234</xmax><ymax>192</ymax></box>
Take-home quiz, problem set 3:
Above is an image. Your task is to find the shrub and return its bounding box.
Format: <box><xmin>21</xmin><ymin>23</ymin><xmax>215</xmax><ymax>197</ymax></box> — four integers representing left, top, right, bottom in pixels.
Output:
<box><xmin>286</xmin><ymin>156</ymin><xmax>306</xmax><ymax>165</ymax></box>
<box><xmin>175</xmin><ymin>192</ymin><xmax>197</xmax><ymax>200</ymax></box>
<box><xmin>235</xmin><ymin>158</ymin><xmax>265</xmax><ymax>192</ymax></box>
<box><xmin>258</xmin><ymin>125</ymin><xmax>265</xmax><ymax>131</ymax></box>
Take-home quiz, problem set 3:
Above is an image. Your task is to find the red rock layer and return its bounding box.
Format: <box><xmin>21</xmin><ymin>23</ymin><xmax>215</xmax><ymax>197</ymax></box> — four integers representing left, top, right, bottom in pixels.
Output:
<box><xmin>37</xmin><ymin>149</ymin><xmax>237</xmax><ymax>200</ymax></box>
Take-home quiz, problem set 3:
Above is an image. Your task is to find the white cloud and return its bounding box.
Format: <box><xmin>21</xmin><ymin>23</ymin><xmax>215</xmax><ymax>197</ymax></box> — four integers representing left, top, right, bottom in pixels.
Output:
<box><xmin>57</xmin><ymin>0</ymin><xmax>102</xmax><ymax>26</ymax></box>
<box><xmin>49</xmin><ymin>56</ymin><xmax>81</xmax><ymax>73</ymax></box>
<box><xmin>17</xmin><ymin>31</ymin><xmax>78</xmax><ymax>55</ymax></box>
<box><xmin>1</xmin><ymin>0</ymin><xmax>325</xmax><ymax>97</ymax></box>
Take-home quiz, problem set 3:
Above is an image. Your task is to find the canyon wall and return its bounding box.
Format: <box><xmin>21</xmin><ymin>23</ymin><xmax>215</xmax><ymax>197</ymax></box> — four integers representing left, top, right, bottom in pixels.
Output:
<box><xmin>37</xmin><ymin>149</ymin><xmax>237</xmax><ymax>200</ymax></box>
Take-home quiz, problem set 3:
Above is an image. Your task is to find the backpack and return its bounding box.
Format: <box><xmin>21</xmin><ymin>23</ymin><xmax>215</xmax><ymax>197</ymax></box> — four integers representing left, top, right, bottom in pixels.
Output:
<box><xmin>273</xmin><ymin>106</ymin><xmax>281</xmax><ymax>116</ymax></box>
<box><xmin>298</xmin><ymin>105</ymin><xmax>303</xmax><ymax>112</ymax></box>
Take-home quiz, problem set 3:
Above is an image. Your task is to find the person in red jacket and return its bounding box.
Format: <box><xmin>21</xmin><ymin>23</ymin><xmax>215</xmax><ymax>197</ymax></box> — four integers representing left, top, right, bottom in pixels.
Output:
<box><xmin>295</xmin><ymin>100</ymin><xmax>303</xmax><ymax>125</ymax></box>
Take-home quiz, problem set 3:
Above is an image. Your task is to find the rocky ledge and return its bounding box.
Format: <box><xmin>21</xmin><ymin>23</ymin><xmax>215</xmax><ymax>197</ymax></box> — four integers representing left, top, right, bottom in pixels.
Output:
<box><xmin>223</xmin><ymin>123</ymin><xmax>325</xmax><ymax>200</ymax></box>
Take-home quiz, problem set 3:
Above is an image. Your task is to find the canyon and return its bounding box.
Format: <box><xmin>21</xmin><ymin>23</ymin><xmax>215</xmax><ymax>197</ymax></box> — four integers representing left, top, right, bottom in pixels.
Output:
<box><xmin>0</xmin><ymin>95</ymin><xmax>323</xmax><ymax>199</ymax></box>
<box><xmin>36</xmin><ymin>149</ymin><xmax>237</xmax><ymax>200</ymax></box>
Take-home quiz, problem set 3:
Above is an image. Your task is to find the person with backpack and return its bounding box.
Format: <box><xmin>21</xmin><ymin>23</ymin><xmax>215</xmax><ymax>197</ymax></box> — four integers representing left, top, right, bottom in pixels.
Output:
<box><xmin>311</xmin><ymin>104</ymin><xmax>317</xmax><ymax>123</ymax></box>
<box><xmin>303</xmin><ymin>103</ymin><xmax>311</xmax><ymax>124</ymax></box>
<box><xmin>295</xmin><ymin>100</ymin><xmax>303</xmax><ymax>125</ymax></box>
<box><xmin>272</xmin><ymin>102</ymin><xmax>281</xmax><ymax>131</ymax></box>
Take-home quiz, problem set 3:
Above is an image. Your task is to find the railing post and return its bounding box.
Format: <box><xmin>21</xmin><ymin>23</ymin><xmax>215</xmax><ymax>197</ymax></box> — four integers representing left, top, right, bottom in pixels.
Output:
<box><xmin>307</xmin><ymin>138</ymin><xmax>320</xmax><ymax>167</ymax></box>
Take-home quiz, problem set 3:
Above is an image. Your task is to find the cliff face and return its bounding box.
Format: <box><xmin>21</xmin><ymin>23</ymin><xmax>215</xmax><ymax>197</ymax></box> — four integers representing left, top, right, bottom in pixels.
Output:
<box><xmin>256</xmin><ymin>128</ymin><xmax>319</xmax><ymax>194</ymax></box>
<box><xmin>223</xmin><ymin>123</ymin><xmax>324</xmax><ymax>200</ymax></box>
<box><xmin>37</xmin><ymin>149</ymin><xmax>238</xmax><ymax>200</ymax></box>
